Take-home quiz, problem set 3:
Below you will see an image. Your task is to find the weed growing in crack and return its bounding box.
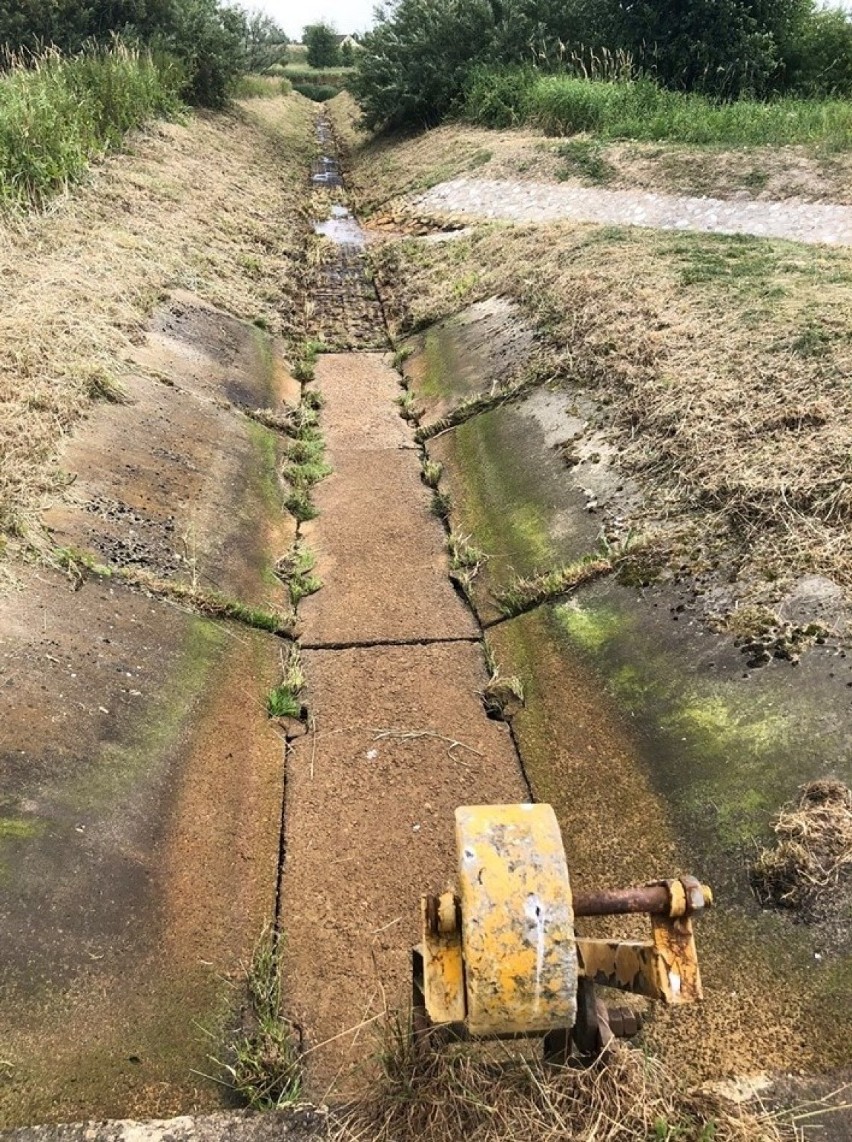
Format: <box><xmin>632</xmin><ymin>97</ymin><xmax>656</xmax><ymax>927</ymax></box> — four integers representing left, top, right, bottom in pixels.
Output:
<box><xmin>276</xmin><ymin>543</ymin><xmax>322</xmax><ymax>606</ymax></box>
<box><xmin>496</xmin><ymin>554</ymin><xmax>613</xmax><ymax>617</ymax></box>
<box><xmin>447</xmin><ymin>531</ymin><xmax>487</xmax><ymax>597</ymax></box>
<box><xmin>392</xmin><ymin>345</ymin><xmax>413</xmax><ymax>370</ymax></box>
<box><xmin>51</xmin><ymin>547</ymin><xmax>292</xmax><ymax>633</ymax></box>
<box><xmin>266</xmin><ymin>645</ymin><xmax>306</xmax><ymax>719</ymax></box>
<box><xmin>431</xmin><ymin>489</ymin><xmax>452</xmax><ymax>522</ymax></box>
<box><xmin>282</xmin><ymin>403</ymin><xmax>332</xmax><ymax>522</ymax></box>
<box><xmin>217</xmin><ymin>925</ymin><xmax>301</xmax><ymax>1110</ymax></box>
<box><xmin>421</xmin><ymin>459</ymin><xmax>443</xmax><ymax>489</ymax></box>
<box><xmin>247</xmin><ymin>406</ymin><xmax>297</xmax><ymax>434</ymax></box>
<box><xmin>284</xmin><ymin>489</ymin><xmax>319</xmax><ymax>522</ymax></box>
<box><xmin>292</xmin><ymin>338</ymin><xmax>326</xmax><ymax>383</ymax></box>
<box><xmin>396</xmin><ymin>390</ymin><xmax>418</xmax><ymax>421</ymax></box>
<box><xmin>414</xmin><ymin>376</ymin><xmax>536</xmax><ymax>442</ymax></box>
<box><xmin>481</xmin><ymin>640</ymin><xmax>525</xmax><ymax>720</ymax></box>
<box><xmin>302</xmin><ymin>389</ymin><xmax>325</xmax><ymax>411</ymax></box>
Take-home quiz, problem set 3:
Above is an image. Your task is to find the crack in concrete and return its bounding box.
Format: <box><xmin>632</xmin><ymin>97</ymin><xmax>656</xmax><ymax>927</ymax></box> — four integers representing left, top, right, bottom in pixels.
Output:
<box><xmin>301</xmin><ymin>634</ymin><xmax>482</xmax><ymax>651</ymax></box>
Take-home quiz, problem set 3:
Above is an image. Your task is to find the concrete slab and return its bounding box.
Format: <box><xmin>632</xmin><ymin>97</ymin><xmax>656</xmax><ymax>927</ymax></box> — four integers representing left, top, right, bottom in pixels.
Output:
<box><xmin>0</xmin><ymin>567</ymin><xmax>285</xmax><ymax>1127</ymax></box>
<box><xmin>298</xmin><ymin>354</ymin><xmax>477</xmax><ymax>645</ymax></box>
<box><xmin>134</xmin><ymin>291</ymin><xmax>300</xmax><ymax>410</ymax></box>
<box><xmin>401</xmin><ymin>298</ymin><xmax>535</xmax><ymax>427</ymax></box>
<box><xmin>0</xmin><ymin>1109</ymin><xmax>323</xmax><ymax>1142</ymax></box>
<box><xmin>279</xmin><ymin>641</ymin><xmax>527</xmax><ymax>1098</ymax></box>
<box><xmin>428</xmin><ymin>390</ymin><xmax>608</xmax><ymax>623</ymax></box>
<box><xmin>299</xmin><ymin>450</ymin><xmax>477</xmax><ymax>645</ymax></box>
<box><xmin>43</xmin><ymin>373</ymin><xmax>295</xmax><ymax>610</ymax></box>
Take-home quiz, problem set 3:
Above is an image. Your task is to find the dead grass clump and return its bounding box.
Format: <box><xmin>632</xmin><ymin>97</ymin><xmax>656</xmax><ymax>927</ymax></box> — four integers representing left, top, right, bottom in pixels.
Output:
<box><xmin>751</xmin><ymin>779</ymin><xmax>852</xmax><ymax>913</ymax></box>
<box><xmin>332</xmin><ymin>1025</ymin><xmax>790</xmax><ymax>1142</ymax></box>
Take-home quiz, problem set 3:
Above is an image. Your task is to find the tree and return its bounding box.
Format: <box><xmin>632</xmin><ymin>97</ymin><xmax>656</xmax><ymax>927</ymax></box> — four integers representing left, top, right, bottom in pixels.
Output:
<box><xmin>243</xmin><ymin>10</ymin><xmax>289</xmax><ymax>73</ymax></box>
<box><xmin>304</xmin><ymin>22</ymin><xmax>339</xmax><ymax>68</ymax></box>
<box><xmin>340</xmin><ymin>38</ymin><xmax>354</xmax><ymax>66</ymax></box>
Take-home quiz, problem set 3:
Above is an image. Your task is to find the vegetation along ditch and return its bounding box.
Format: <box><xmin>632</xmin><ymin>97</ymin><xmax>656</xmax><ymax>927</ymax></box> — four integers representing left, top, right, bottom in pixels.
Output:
<box><xmin>2</xmin><ymin>0</ymin><xmax>852</xmax><ymax>1139</ymax></box>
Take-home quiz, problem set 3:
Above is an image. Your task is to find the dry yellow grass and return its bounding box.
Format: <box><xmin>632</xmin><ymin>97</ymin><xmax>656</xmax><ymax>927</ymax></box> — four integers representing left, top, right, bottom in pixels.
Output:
<box><xmin>369</xmin><ymin>218</ymin><xmax>852</xmax><ymax>619</ymax></box>
<box><xmin>0</xmin><ymin>95</ymin><xmax>317</xmax><ymax>546</ymax></box>
<box><xmin>332</xmin><ymin>1026</ymin><xmax>796</xmax><ymax>1142</ymax></box>
<box><xmin>329</xmin><ymin>92</ymin><xmax>852</xmax><ymax>213</ymax></box>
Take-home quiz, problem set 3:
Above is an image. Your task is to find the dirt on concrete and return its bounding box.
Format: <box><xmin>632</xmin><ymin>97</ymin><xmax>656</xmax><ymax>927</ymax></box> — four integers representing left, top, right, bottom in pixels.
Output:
<box><xmin>280</xmin><ymin>640</ymin><xmax>527</xmax><ymax>1099</ymax></box>
<box><xmin>42</xmin><ymin>292</ymin><xmax>301</xmax><ymax>611</ymax></box>
<box><xmin>0</xmin><ymin>567</ymin><xmax>285</xmax><ymax>1127</ymax></box>
<box><xmin>298</xmin><ymin>355</ymin><xmax>478</xmax><ymax>646</ymax></box>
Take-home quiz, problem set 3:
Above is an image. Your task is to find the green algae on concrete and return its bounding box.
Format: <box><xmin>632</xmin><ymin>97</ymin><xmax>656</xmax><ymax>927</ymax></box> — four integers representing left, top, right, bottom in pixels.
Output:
<box><xmin>429</xmin><ymin>397</ymin><xmax>598</xmax><ymax>619</ymax></box>
<box><xmin>402</xmin><ymin>297</ymin><xmax>535</xmax><ymax>425</ymax></box>
<box><xmin>489</xmin><ymin>596</ymin><xmax>852</xmax><ymax>1079</ymax></box>
<box><xmin>550</xmin><ymin>585</ymin><xmax>852</xmax><ymax>870</ymax></box>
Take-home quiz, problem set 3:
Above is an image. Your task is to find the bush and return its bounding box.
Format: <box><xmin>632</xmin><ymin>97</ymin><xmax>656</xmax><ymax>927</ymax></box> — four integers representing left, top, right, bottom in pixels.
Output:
<box><xmin>507</xmin><ymin>73</ymin><xmax>852</xmax><ymax>149</ymax></box>
<box><xmin>157</xmin><ymin>0</ymin><xmax>246</xmax><ymax>109</ymax></box>
<box><xmin>0</xmin><ymin>43</ymin><xmax>181</xmax><ymax>208</ymax></box>
<box><xmin>352</xmin><ymin>0</ymin><xmax>503</xmax><ymax>131</ymax></box>
<box><xmin>463</xmin><ymin>66</ymin><xmax>536</xmax><ymax>128</ymax></box>
<box><xmin>786</xmin><ymin>6</ymin><xmax>852</xmax><ymax>96</ymax></box>
<box><xmin>292</xmin><ymin>82</ymin><xmax>338</xmax><ymax>102</ymax></box>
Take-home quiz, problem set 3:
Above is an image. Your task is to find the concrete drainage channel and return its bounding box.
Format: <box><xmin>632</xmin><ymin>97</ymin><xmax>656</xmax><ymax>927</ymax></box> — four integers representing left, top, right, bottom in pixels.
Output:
<box><xmin>275</xmin><ymin>114</ymin><xmax>531</xmax><ymax>1098</ymax></box>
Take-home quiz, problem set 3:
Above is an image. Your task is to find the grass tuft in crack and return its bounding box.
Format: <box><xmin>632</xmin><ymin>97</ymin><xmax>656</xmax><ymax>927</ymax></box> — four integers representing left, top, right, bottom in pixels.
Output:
<box><xmin>218</xmin><ymin>925</ymin><xmax>301</xmax><ymax>1110</ymax></box>
<box><xmin>276</xmin><ymin>542</ymin><xmax>323</xmax><ymax>606</ymax></box>
<box><xmin>431</xmin><ymin>489</ymin><xmax>452</xmax><ymax>523</ymax></box>
<box><xmin>421</xmin><ymin>459</ymin><xmax>443</xmax><ymax>489</ymax></box>
<box><xmin>52</xmin><ymin>547</ymin><xmax>291</xmax><ymax>632</ymax></box>
<box><xmin>283</xmin><ymin>404</ymin><xmax>332</xmax><ymax>522</ymax></box>
<box><xmin>266</xmin><ymin>645</ymin><xmax>306</xmax><ymax>719</ymax></box>
<box><xmin>496</xmin><ymin>554</ymin><xmax>613</xmax><ymax>617</ymax></box>
<box><xmin>292</xmin><ymin>338</ymin><xmax>326</xmax><ymax>382</ymax></box>
<box><xmin>481</xmin><ymin>638</ymin><xmax>525</xmax><ymax>720</ymax></box>
<box><xmin>447</xmin><ymin>531</ymin><xmax>487</xmax><ymax>598</ymax></box>
<box><xmin>414</xmin><ymin>375</ymin><xmax>538</xmax><ymax>443</ymax></box>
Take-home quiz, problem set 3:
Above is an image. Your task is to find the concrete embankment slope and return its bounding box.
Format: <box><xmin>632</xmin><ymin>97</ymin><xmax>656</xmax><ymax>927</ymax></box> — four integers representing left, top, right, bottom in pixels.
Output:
<box><xmin>0</xmin><ymin>295</ymin><xmax>298</xmax><ymax>1127</ymax></box>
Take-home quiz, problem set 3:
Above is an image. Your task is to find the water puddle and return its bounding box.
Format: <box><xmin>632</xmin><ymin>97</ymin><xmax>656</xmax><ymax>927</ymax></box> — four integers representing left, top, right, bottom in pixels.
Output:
<box><xmin>308</xmin><ymin>116</ymin><xmax>385</xmax><ymax>349</ymax></box>
<box><xmin>313</xmin><ymin>204</ymin><xmax>365</xmax><ymax>247</ymax></box>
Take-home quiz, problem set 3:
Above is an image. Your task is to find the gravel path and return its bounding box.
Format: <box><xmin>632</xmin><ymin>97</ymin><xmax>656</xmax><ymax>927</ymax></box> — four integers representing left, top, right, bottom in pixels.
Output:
<box><xmin>414</xmin><ymin>176</ymin><xmax>852</xmax><ymax>245</ymax></box>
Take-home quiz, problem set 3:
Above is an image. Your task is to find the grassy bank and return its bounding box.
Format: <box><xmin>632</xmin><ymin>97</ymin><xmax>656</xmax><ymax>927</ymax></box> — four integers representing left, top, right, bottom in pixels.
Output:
<box><xmin>0</xmin><ymin>94</ymin><xmax>315</xmax><ymax>545</ymax></box>
<box><xmin>235</xmin><ymin>74</ymin><xmax>292</xmax><ymax>99</ymax></box>
<box><xmin>368</xmin><ymin>217</ymin><xmax>852</xmax><ymax>616</ymax></box>
<box><xmin>464</xmin><ymin>71</ymin><xmax>852</xmax><ymax>150</ymax></box>
<box><xmin>283</xmin><ymin>65</ymin><xmax>353</xmax><ymax>103</ymax></box>
<box><xmin>0</xmin><ymin>45</ymin><xmax>181</xmax><ymax>208</ymax></box>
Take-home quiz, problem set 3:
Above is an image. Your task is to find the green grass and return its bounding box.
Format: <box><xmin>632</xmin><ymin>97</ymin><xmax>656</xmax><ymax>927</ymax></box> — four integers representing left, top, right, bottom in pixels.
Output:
<box><xmin>554</xmin><ymin>139</ymin><xmax>616</xmax><ymax>183</ymax></box>
<box><xmin>0</xmin><ymin>43</ymin><xmax>182</xmax><ymax>209</ymax></box>
<box><xmin>217</xmin><ymin>926</ymin><xmax>301</xmax><ymax>1108</ymax></box>
<box><xmin>292</xmin><ymin>82</ymin><xmax>339</xmax><ymax>103</ymax></box>
<box><xmin>465</xmin><ymin>70</ymin><xmax>852</xmax><ymax>151</ymax></box>
<box><xmin>235</xmin><ymin>74</ymin><xmax>292</xmax><ymax>98</ymax></box>
<box><xmin>276</xmin><ymin>542</ymin><xmax>322</xmax><ymax>606</ymax></box>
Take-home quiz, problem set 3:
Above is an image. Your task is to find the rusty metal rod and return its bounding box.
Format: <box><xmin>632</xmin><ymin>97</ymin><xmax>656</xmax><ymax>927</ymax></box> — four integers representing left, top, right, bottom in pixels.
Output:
<box><xmin>572</xmin><ymin>885</ymin><xmax>671</xmax><ymax>917</ymax></box>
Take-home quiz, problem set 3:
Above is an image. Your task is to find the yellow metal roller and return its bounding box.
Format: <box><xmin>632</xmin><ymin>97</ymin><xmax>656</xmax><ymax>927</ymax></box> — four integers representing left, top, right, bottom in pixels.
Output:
<box><xmin>414</xmin><ymin>802</ymin><xmax>712</xmax><ymax>1060</ymax></box>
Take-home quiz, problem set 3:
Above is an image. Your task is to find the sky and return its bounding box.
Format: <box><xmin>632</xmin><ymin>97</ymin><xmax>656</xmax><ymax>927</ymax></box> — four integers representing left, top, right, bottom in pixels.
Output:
<box><xmin>251</xmin><ymin>0</ymin><xmax>377</xmax><ymax>40</ymax></box>
<box><xmin>254</xmin><ymin>0</ymin><xmax>852</xmax><ymax>43</ymax></box>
